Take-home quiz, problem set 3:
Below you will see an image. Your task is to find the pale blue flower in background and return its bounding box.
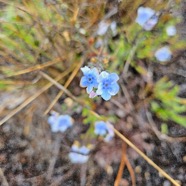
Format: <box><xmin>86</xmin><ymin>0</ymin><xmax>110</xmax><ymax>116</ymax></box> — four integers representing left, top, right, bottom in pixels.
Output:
<box><xmin>80</xmin><ymin>66</ymin><xmax>99</xmax><ymax>94</ymax></box>
<box><xmin>136</xmin><ymin>7</ymin><xmax>158</xmax><ymax>31</ymax></box>
<box><xmin>48</xmin><ymin>114</ymin><xmax>73</xmax><ymax>133</ymax></box>
<box><xmin>155</xmin><ymin>46</ymin><xmax>172</xmax><ymax>62</ymax></box>
<box><xmin>110</xmin><ymin>21</ymin><xmax>117</xmax><ymax>36</ymax></box>
<box><xmin>56</xmin><ymin>115</ymin><xmax>73</xmax><ymax>132</ymax></box>
<box><xmin>94</xmin><ymin>121</ymin><xmax>108</xmax><ymax>136</ymax></box>
<box><xmin>96</xmin><ymin>71</ymin><xmax>119</xmax><ymax>101</ymax></box>
<box><xmin>97</xmin><ymin>21</ymin><xmax>110</xmax><ymax>36</ymax></box>
<box><xmin>94</xmin><ymin>121</ymin><xmax>114</xmax><ymax>142</ymax></box>
<box><xmin>48</xmin><ymin>112</ymin><xmax>58</xmax><ymax>126</ymax></box>
<box><xmin>143</xmin><ymin>14</ymin><xmax>159</xmax><ymax>31</ymax></box>
<box><xmin>97</xmin><ymin>21</ymin><xmax>117</xmax><ymax>36</ymax></box>
<box><xmin>69</xmin><ymin>145</ymin><xmax>90</xmax><ymax>164</ymax></box>
<box><xmin>166</xmin><ymin>25</ymin><xmax>177</xmax><ymax>36</ymax></box>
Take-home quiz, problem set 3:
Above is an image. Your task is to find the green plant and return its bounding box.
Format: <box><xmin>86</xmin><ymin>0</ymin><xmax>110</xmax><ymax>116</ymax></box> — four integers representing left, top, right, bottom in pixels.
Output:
<box><xmin>151</xmin><ymin>77</ymin><xmax>186</xmax><ymax>127</ymax></box>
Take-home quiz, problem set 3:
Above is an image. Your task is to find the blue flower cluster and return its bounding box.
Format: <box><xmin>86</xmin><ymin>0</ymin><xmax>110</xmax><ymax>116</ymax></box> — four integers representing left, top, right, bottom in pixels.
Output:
<box><xmin>68</xmin><ymin>144</ymin><xmax>90</xmax><ymax>164</ymax></box>
<box><xmin>48</xmin><ymin>112</ymin><xmax>73</xmax><ymax>132</ymax></box>
<box><xmin>94</xmin><ymin>121</ymin><xmax>114</xmax><ymax>142</ymax></box>
<box><xmin>80</xmin><ymin>66</ymin><xmax>119</xmax><ymax>101</ymax></box>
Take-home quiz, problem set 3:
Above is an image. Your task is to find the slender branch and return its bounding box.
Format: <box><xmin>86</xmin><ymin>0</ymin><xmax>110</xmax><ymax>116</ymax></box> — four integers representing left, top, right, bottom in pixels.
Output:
<box><xmin>44</xmin><ymin>59</ymin><xmax>83</xmax><ymax>115</ymax></box>
<box><xmin>123</xmin><ymin>42</ymin><xmax>138</xmax><ymax>76</ymax></box>
<box><xmin>114</xmin><ymin>143</ymin><xmax>127</xmax><ymax>186</ymax></box>
<box><xmin>7</xmin><ymin>57</ymin><xmax>63</xmax><ymax>77</ymax></box>
<box><xmin>39</xmin><ymin>71</ymin><xmax>85</xmax><ymax>106</ymax></box>
<box><xmin>125</xmin><ymin>156</ymin><xmax>136</xmax><ymax>186</ymax></box>
<box><xmin>47</xmin><ymin>134</ymin><xmax>62</xmax><ymax>180</ymax></box>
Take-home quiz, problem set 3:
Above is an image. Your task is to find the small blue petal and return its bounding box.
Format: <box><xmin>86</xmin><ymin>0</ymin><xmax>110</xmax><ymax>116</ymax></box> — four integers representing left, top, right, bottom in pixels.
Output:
<box><xmin>57</xmin><ymin>115</ymin><xmax>72</xmax><ymax>127</ymax></box>
<box><xmin>71</xmin><ymin>145</ymin><xmax>79</xmax><ymax>152</ymax></box>
<box><xmin>68</xmin><ymin>152</ymin><xmax>78</xmax><ymax>162</ymax></box>
<box><xmin>101</xmin><ymin>91</ymin><xmax>112</xmax><ymax>101</ymax></box>
<box><xmin>48</xmin><ymin>114</ymin><xmax>73</xmax><ymax>133</ymax></box>
<box><xmin>94</xmin><ymin>121</ymin><xmax>108</xmax><ymax>136</ymax></box>
<box><xmin>108</xmin><ymin>83</ymin><xmax>119</xmax><ymax>96</ymax></box>
<box><xmin>94</xmin><ymin>121</ymin><xmax>114</xmax><ymax>142</ymax></box>
<box><xmin>95</xmin><ymin>128</ymin><xmax>105</xmax><ymax>135</ymax></box>
<box><xmin>81</xmin><ymin>66</ymin><xmax>90</xmax><ymax>75</ymax></box>
<box><xmin>96</xmin><ymin>84</ymin><xmax>103</xmax><ymax>95</ymax></box>
<box><xmin>48</xmin><ymin>115</ymin><xmax>57</xmax><ymax>126</ymax></box>
<box><xmin>99</xmin><ymin>71</ymin><xmax>109</xmax><ymax>82</ymax></box>
<box><xmin>69</xmin><ymin>145</ymin><xmax>90</xmax><ymax>164</ymax></box>
<box><xmin>109</xmin><ymin>73</ymin><xmax>119</xmax><ymax>82</ymax></box>
<box><xmin>104</xmin><ymin>124</ymin><xmax>114</xmax><ymax>142</ymax></box>
<box><xmin>92</xmin><ymin>68</ymin><xmax>99</xmax><ymax>77</ymax></box>
<box><xmin>86</xmin><ymin>85</ymin><xmax>94</xmax><ymax>94</ymax></box>
<box><xmin>79</xmin><ymin>146</ymin><xmax>90</xmax><ymax>155</ymax></box>
<box><xmin>80</xmin><ymin>76</ymin><xmax>88</xmax><ymax>87</ymax></box>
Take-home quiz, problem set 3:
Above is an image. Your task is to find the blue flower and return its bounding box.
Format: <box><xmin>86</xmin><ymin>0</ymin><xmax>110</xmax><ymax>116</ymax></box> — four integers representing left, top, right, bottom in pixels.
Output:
<box><xmin>48</xmin><ymin>114</ymin><xmax>73</xmax><ymax>133</ymax></box>
<box><xmin>143</xmin><ymin>14</ymin><xmax>158</xmax><ymax>31</ymax></box>
<box><xmin>136</xmin><ymin>7</ymin><xmax>158</xmax><ymax>31</ymax></box>
<box><xmin>68</xmin><ymin>144</ymin><xmax>90</xmax><ymax>164</ymax></box>
<box><xmin>80</xmin><ymin>66</ymin><xmax>99</xmax><ymax>94</ymax></box>
<box><xmin>96</xmin><ymin>71</ymin><xmax>119</xmax><ymax>101</ymax></box>
<box><xmin>155</xmin><ymin>47</ymin><xmax>172</xmax><ymax>62</ymax></box>
<box><xmin>97</xmin><ymin>21</ymin><xmax>117</xmax><ymax>36</ymax></box>
<box><xmin>166</xmin><ymin>25</ymin><xmax>176</xmax><ymax>36</ymax></box>
<box><xmin>97</xmin><ymin>21</ymin><xmax>110</xmax><ymax>36</ymax></box>
<box><xmin>94</xmin><ymin>121</ymin><xmax>114</xmax><ymax>142</ymax></box>
<box><xmin>94</xmin><ymin>121</ymin><xmax>108</xmax><ymax>136</ymax></box>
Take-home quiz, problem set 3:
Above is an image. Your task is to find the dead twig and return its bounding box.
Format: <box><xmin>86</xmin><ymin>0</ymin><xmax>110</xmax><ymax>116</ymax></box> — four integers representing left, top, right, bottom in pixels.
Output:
<box><xmin>47</xmin><ymin>134</ymin><xmax>62</xmax><ymax>180</ymax></box>
<box><xmin>39</xmin><ymin>71</ymin><xmax>85</xmax><ymax>106</ymax></box>
<box><xmin>80</xmin><ymin>164</ymin><xmax>87</xmax><ymax>186</ymax></box>
<box><xmin>44</xmin><ymin>59</ymin><xmax>83</xmax><ymax>115</ymax></box>
<box><xmin>114</xmin><ymin>143</ymin><xmax>136</xmax><ymax>186</ymax></box>
<box><xmin>125</xmin><ymin>156</ymin><xmax>136</xmax><ymax>186</ymax></box>
<box><xmin>120</xmin><ymin>83</ymin><xmax>134</xmax><ymax>111</ymax></box>
<box><xmin>7</xmin><ymin>57</ymin><xmax>63</xmax><ymax>77</ymax></box>
<box><xmin>114</xmin><ymin>143</ymin><xmax>127</xmax><ymax>186</ymax></box>
<box><xmin>122</xmin><ymin>39</ymin><xmax>141</xmax><ymax>77</ymax></box>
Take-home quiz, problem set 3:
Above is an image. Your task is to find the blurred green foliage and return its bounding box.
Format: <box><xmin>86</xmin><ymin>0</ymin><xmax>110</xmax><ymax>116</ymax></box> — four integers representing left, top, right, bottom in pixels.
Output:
<box><xmin>161</xmin><ymin>123</ymin><xmax>168</xmax><ymax>134</ymax></box>
<box><xmin>151</xmin><ymin>78</ymin><xmax>186</xmax><ymax>127</ymax></box>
